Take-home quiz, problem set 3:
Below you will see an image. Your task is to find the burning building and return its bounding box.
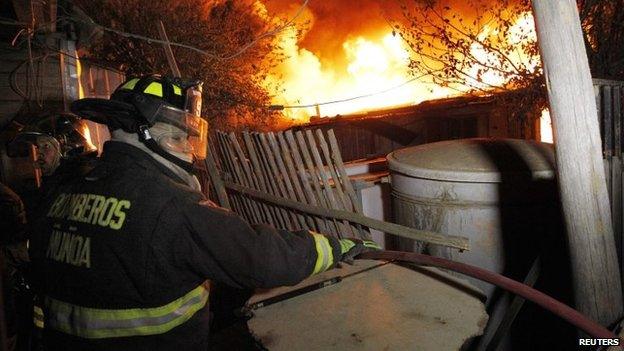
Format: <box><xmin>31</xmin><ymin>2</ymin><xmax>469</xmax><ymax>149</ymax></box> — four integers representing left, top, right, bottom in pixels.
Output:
<box><xmin>0</xmin><ymin>1</ymin><xmax>623</xmax><ymax>350</ymax></box>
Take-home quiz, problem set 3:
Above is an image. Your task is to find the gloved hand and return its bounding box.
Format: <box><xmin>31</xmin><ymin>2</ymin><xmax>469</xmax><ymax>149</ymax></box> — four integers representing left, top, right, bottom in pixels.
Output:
<box><xmin>338</xmin><ymin>238</ymin><xmax>382</xmax><ymax>264</ymax></box>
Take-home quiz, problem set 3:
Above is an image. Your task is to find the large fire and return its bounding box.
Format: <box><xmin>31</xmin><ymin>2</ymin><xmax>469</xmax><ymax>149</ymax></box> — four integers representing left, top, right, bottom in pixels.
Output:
<box><xmin>263</xmin><ymin>2</ymin><xmax>541</xmax><ymax>124</ymax></box>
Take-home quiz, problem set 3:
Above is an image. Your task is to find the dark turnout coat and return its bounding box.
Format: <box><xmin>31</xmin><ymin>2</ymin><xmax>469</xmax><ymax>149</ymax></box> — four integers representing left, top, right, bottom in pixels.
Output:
<box><xmin>29</xmin><ymin>141</ymin><xmax>341</xmax><ymax>351</ymax></box>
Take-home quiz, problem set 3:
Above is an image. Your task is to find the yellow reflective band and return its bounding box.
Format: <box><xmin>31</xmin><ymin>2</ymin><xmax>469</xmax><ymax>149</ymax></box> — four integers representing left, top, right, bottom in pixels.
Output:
<box><xmin>173</xmin><ymin>85</ymin><xmax>182</xmax><ymax>96</ymax></box>
<box><xmin>44</xmin><ymin>283</ymin><xmax>209</xmax><ymax>339</ymax></box>
<box><xmin>33</xmin><ymin>305</ymin><xmax>45</xmax><ymax>328</ymax></box>
<box><xmin>310</xmin><ymin>232</ymin><xmax>334</xmax><ymax>274</ymax></box>
<box><xmin>143</xmin><ymin>82</ymin><xmax>163</xmax><ymax>97</ymax></box>
<box><xmin>339</xmin><ymin>239</ymin><xmax>355</xmax><ymax>254</ymax></box>
<box><xmin>120</xmin><ymin>78</ymin><xmax>139</xmax><ymax>90</ymax></box>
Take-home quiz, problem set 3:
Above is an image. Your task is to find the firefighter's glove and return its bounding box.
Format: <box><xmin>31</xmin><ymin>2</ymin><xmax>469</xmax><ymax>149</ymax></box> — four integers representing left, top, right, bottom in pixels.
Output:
<box><xmin>338</xmin><ymin>238</ymin><xmax>382</xmax><ymax>265</ymax></box>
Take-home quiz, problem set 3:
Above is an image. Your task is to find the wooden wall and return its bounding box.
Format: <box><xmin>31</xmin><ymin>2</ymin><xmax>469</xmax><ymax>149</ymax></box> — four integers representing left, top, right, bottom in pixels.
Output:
<box><xmin>290</xmin><ymin>95</ymin><xmax>507</xmax><ymax>162</ymax></box>
<box><xmin>595</xmin><ymin>79</ymin><xmax>624</xmax><ymax>285</ymax></box>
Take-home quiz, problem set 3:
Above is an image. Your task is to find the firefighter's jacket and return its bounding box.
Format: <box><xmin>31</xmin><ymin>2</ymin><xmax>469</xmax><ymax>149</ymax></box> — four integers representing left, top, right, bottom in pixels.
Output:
<box><xmin>29</xmin><ymin>141</ymin><xmax>342</xmax><ymax>350</ymax></box>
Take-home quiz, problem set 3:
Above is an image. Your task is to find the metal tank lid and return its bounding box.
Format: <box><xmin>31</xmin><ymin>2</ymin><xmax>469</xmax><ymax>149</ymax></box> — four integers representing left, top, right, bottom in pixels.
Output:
<box><xmin>387</xmin><ymin>138</ymin><xmax>556</xmax><ymax>183</ymax></box>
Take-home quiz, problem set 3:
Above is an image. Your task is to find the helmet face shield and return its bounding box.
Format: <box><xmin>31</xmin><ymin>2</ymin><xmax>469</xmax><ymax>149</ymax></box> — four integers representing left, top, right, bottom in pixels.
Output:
<box><xmin>149</xmin><ymin>111</ymin><xmax>208</xmax><ymax>160</ymax></box>
<box><xmin>89</xmin><ymin>75</ymin><xmax>208</xmax><ymax>163</ymax></box>
<box><xmin>186</xmin><ymin>114</ymin><xmax>207</xmax><ymax>160</ymax></box>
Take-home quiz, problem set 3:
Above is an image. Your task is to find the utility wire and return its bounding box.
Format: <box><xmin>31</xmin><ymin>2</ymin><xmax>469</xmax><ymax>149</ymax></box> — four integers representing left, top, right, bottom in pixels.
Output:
<box><xmin>270</xmin><ymin>71</ymin><xmax>439</xmax><ymax>110</ymax></box>
<box><xmin>70</xmin><ymin>0</ymin><xmax>309</xmax><ymax>61</ymax></box>
<box><xmin>4</xmin><ymin>1</ymin><xmax>443</xmax><ymax>112</ymax></box>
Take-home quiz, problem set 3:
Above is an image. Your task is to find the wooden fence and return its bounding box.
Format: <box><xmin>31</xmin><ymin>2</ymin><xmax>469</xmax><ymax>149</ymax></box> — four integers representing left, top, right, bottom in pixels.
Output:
<box><xmin>207</xmin><ymin>129</ymin><xmax>470</xmax><ymax>250</ymax></box>
<box><xmin>595</xmin><ymin>79</ymin><xmax>624</xmax><ymax>280</ymax></box>
<box><xmin>212</xmin><ymin>129</ymin><xmax>369</xmax><ymax>239</ymax></box>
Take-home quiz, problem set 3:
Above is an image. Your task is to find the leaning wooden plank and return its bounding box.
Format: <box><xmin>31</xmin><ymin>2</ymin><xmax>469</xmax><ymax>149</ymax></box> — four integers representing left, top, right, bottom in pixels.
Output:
<box><xmin>328</xmin><ymin>129</ymin><xmax>364</xmax><ymax>214</ymax></box>
<box><xmin>217</xmin><ymin>132</ymin><xmax>256</xmax><ymax>223</ymax></box>
<box><xmin>532</xmin><ymin>0</ymin><xmax>623</xmax><ymax>325</ymax></box>
<box><xmin>258</xmin><ymin>133</ymin><xmax>301</xmax><ymax>230</ymax></box>
<box><xmin>315</xmin><ymin>129</ymin><xmax>352</xmax><ymax>212</ymax></box>
<box><xmin>276</xmin><ymin>132</ymin><xmax>320</xmax><ymax>231</ymax></box>
<box><xmin>603</xmin><ymin>86</ymin><xmax>614</xmax><ymax>157</ymax></box>
<box><xmin>228</xmin><ymin>133</ymin><xmax>267</xmax><ymax>224</ymax></box>
<box><xmin>215</xmin><ymin>133</ymin><xmax>247</xmax><ymax>220</ymax></box>
<box><xmin>267</xmin><ymin>133</ymin><xmax>308</xmax><ymax>229</ymax></box>
<box><xmin>249</xmin><ymin>133</ymin><xmax>290</xmax><ymax>229</ymax></box>
<box><xmin>253</xmin><ymin>133</ymin><xmax>294</xmax><ymax>230</ymax></box>
<box><xmin>204</xmin><ymin>135</ymin><xmax>230</xmax><ymax>209</ymax></box>
<box><xmin>305</xmin><ymin>130</ymin><xmax>355</xmax><ymax>238</ymax></box>
<box><xmin>613</xmin><ymin>86</ymin><xmax>621</xmax><ymax>157</ymax></box>
<box><xmin>317</xmin><ymin>129</ymin><xmax>368</xmax><ymax>239</ymax></box>
<box><xmin>242</xmin><ymin>132</ymin><xmax>282</xmax><ymax>228</ymax></box>
<box><xmin>235</xmin><ymin>133</ymin><xmax>276</xmax><ymax>227</ymax></box>
<box><xmin>284</xmin><ymin>131</ymin><xmax>332</xmax><ymax>234</ymax></box>
<box><xmin>224</xmin><ymin>181</ymin><xmax>470</xmax><ymax>250</ymax></box>
<box><xmin>294</xmin><ymin>131</ymin><xmax>341</xmax><ymax>237</ymax></box>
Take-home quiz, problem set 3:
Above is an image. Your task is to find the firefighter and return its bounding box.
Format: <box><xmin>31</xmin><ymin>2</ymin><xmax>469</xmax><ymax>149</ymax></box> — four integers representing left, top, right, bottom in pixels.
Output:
<box><xmin>6</xmin><ymin>114</ymin><xmax>99</xmax><ymax>350</ymax></box>
<box><xmin>0</xmin><ymin>182</ymin><xmax>28</xmax><ymax>351</ymax></box>
<box><xmin>7</xmin><ymin>113</ymin><xmax>98</xmax><ymax>198</ymax></box>
<box><xmin>28</xmin><ymin>75</ymin><xmax>379</xmax><ymax>350</ymax></box>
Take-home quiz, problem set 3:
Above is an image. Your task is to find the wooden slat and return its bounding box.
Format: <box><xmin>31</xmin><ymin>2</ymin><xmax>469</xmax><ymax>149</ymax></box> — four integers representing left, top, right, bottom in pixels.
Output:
<box><xmin>284</xmin><ymin>131</ymin><xmax>333</xmax><ymax>235</ymax></box>
<box><xmin>242</xmin><ymin>132</ymin><xmax>283</xmax><ymax>228</ymax></box>
<box><xmin>595</xmin><ymin>85</ymin><xmax>603</xmax><ymax>143</ymax></box>
<box><xmin>305</xmin><ymin>130</ymin><xmax>354</xmax><ymax>238</ymax></box>
<box><xmin>215</xmin><ymin>133</ymin><xmax>247</xmax><ymax>220</ymax></box>
<box><xmin>603</xmin><ymin>86</ymin><xmax>614</xmax><ymax>157</ymax></box>
<box><xmin>217</xmin><ymin>132</ymin><xmax>258</xmax><ymax>223</ymax></box>
<box><xmin>249</xmin><ymin>133</ymin><xmax>290</xmax><ymax>229</ymax></box>
<box><xmin>294</xmin><ymin>131</ymin><xmax>341</xmax><ymax>237</ymax></box>
<box><xmin>315</xmin><ymin>129</ymin><xmax>353</xmax><ymax>212</ymax></box>
<box><xmin>228</xmin><ymin>133</ymin><xmax>267</xmax><ymax>224</ymax></box>
<box><xmin>612</xmin><ymin>156</ymin><xmax>622</xmax><ymax>265</ymax></box>
<box><xmin>316</xmin><ymin>129</ymin><xmax>368</xmax><ymax>238</ymax></box>
<box><xmin>327</xmin><ymin>129</ymin><xmax>371</xmax><ymax>239</ymax></box>
<box><xmin>227</xmin><ymin>133</ymin><xmax>264</xmax><ymax>224</ymax></box>
<box><xmin>605</xmin><ymin>158</ymin><xmax>613</xmax><ymax>204</ymax></box>
<box><xmin>204</xmin><ymin>134</ymin><xmax>230</xmax><ymax>209</ymax></box>
<box><xmin>267</xmin><ymin>132</ymin><xmax>308</xmax><ymax>229</ymax></box>
<box><xmin>276</xmin><ymin>132</ymin><xmax>321</xmax><ymax>232</ymax></box>
<box><xmin>615</xmin><ymin>86</ymin><xmax>622</xmax><ymax>157</ymax></box>
<box><xmin>328</xmin><ymin>129</ymin><xmax>364</xmax><ymax>214</ymax></box>
<box><xmin>224</xmin><ymin>181</ymin><xmax>470</xmax><ymax>250</ymax></box>
<box><xmin>254</xmin><ymin>133</ymin><xmax>295</xmax><ymax>230</ymax></box>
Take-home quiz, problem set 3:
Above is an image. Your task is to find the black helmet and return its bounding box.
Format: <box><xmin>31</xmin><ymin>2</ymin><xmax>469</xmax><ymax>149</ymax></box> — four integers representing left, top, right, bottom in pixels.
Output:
<box><xmin>71</xmin><ymin>75</ymin><xmax>207</xmax><ymax>172</ymax></box>
<box><xmin>7</xmin><ymin>113</ymin><xmax>97</xmax><ymax>159</ymax></box>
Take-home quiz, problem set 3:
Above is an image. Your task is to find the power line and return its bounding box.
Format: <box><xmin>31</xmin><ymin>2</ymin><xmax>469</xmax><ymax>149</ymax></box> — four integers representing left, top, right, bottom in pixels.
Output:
<box><xmin>70</xmin><ymin>0</ymin><xmax>309</xmax><ymax>61</ymax></box>
<box><xmin>8</xmin><ymin>2</ymin><xmax>444</xmax><ymax>112</ymax></box>
<box><xmin>269</xmin><ymin>71</ymin><xmax>439</xmax><ymax>110</ymax></box>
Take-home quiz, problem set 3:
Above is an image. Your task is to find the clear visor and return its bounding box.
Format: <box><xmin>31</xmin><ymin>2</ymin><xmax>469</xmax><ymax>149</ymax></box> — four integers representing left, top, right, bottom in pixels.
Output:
<box><xmin>150</xmin><ymin>112</ymin><xmax>208</xmax><ymax>160</ymax></box>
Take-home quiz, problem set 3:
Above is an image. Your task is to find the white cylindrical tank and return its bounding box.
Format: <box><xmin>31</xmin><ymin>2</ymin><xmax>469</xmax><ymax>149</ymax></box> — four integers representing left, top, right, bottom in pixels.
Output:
<box><xmin>388</xmin><ymin>138</ymin><xmax>563</xmax><ymax>349</ymax></box>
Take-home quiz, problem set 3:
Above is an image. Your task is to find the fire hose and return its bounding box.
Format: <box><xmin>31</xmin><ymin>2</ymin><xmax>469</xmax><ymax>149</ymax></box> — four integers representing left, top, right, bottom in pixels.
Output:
<box><xmin>358</xmin><ymin>250</ymin><xmax>621</xmax><ymax>341</ymax></box>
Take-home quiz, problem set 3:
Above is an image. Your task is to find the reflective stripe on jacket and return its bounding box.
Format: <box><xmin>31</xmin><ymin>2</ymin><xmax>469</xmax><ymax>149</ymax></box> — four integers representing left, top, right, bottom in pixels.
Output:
<box><xmin>29</xmin><ymin>141</ymin><xmax>341</xmax><ymax>350</ymax></box>
<box><xmin>45</xmin><ymin>283</ymin><xmax>208</xmax><ymax>339</ymax></box>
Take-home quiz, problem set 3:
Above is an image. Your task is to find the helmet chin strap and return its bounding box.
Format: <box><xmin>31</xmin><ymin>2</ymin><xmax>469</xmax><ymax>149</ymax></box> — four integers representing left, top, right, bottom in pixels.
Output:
<box><xmin>137</xmin><ymin>125</ymin><xmax>195</xmax><ymax>174</ymax></box>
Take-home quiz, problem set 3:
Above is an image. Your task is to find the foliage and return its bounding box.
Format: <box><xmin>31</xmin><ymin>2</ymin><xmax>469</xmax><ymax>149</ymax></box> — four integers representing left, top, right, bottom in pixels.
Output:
<box><xmin>393</xmin><ymin>0</ymin><xmax>624</xmax><ymax>136</ymax></box>
<box><xmin>395</xmin><ymin>0</ymin><xmax>538</xmax><ymax>92</ymax></box>
<box><xmin>72</xmin><ymin>0</ymin><xmax>286</xmax><ymax>130</ymax></box>
<box><xmin>580</xmin><ymin>0</ymin><xmax>624</xmax><ymax>80</ymax></box>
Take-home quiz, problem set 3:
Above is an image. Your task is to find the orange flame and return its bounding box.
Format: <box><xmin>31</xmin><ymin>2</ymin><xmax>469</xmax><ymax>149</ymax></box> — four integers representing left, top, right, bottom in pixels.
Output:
<box><xmin>78</xmin><ymin>121</ymin><xmax>98</xmax><ymax>152</ymax></box>
<box><xmin>265</xmin><ymin>7</ymin><xmax>540</xmax><ymax>123</ymax></box>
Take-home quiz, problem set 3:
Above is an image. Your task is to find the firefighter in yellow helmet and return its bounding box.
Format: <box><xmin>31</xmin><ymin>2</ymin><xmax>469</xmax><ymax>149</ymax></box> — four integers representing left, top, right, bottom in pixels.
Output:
<box><xmin>28</xmin><ymin>74</ymin><xmax>379</xmax><ymax>350</ymax></box>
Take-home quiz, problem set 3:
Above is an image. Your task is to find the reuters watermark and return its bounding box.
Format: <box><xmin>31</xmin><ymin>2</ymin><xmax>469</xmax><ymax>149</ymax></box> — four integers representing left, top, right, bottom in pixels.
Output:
<box><xmin>578</xmin><ymin>338</ymin><xmax>620</xmax><ymax>347</ymax></box>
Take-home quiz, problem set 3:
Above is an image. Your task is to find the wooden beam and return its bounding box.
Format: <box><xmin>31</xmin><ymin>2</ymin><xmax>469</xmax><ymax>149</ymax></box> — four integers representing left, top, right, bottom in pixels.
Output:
<box><xmin>156</xmin><ymin>21</ymin><xmax>181</xmax><ymax>77</ymax></box>
<box><xmin>223</xmin><ymin>181</ymin><xmax>470</xmax><ymax>251</ymax></box>
<box><xmin>531</xmin><ymin>0</ymin><xmax>623</xmax><ymax>325</ymax></box>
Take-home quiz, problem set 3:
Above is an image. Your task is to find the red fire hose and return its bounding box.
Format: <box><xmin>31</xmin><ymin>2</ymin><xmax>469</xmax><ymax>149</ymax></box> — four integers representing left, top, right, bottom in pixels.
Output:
<box><xmin>358</xmin><ymin>250</ymin><xmax>621</xmax><ymax>341</ymax></box>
